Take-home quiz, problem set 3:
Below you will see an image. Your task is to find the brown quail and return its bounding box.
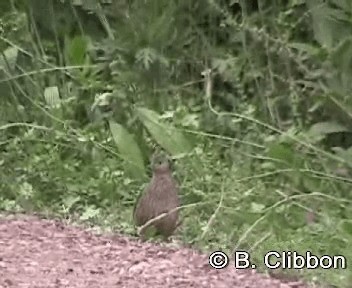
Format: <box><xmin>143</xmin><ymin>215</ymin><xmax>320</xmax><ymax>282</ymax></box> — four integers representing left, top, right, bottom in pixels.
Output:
<box><xmin>133</xmin><ymin>152</ymin><xmax>180</xmax><ymax>240</ymax></box>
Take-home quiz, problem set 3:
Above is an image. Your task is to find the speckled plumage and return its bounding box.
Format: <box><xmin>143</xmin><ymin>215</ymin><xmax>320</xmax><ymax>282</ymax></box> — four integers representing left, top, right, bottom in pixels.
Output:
<box><xmin>133</xmin><ymin>153</ymin><xmax>180</xmax><ymax>240</ymax></box>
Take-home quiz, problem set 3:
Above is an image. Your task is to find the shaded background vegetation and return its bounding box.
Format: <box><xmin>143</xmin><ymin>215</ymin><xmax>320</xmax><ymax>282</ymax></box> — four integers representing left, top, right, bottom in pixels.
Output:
<box><xmin>1</xmin><ymin>0</ymin><xmax>352</xmax><ymax>286</ymax></box>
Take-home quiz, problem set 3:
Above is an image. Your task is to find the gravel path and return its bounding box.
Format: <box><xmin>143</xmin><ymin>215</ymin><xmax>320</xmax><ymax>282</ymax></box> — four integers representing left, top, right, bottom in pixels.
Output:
<box><xmin>0</xmin><ymin>214</ymin><xmax>310</xmax><ymax>288</ymax></box>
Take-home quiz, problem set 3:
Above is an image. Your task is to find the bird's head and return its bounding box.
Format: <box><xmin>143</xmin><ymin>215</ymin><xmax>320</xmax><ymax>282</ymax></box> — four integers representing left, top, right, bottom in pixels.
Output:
<box><xmin>151</xmin><ymin>152</ymin><xmax>171</xmax><ymax>174</ymax></box>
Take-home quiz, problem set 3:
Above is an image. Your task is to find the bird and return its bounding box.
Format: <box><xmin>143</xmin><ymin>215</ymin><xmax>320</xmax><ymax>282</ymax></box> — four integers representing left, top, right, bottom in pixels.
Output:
<box><xmin>133</xmin><ymin>152</ymin><xmax>180</xmax><ymax>241</ymax></box>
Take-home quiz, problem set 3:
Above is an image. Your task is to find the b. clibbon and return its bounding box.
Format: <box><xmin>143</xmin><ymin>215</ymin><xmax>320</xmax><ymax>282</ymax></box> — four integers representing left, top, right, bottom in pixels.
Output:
<box><xmin>264</xmin><ymin>251</ymin><xmax>346</xmax><ymax>269</ymax></box>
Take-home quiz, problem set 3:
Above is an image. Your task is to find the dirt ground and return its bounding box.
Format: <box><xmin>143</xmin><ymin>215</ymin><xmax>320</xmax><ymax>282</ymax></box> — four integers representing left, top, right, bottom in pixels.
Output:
<box><xmin>0</xmin><ymin>214</ymin><xmax>311</xmax><ymax>288</ymax></box>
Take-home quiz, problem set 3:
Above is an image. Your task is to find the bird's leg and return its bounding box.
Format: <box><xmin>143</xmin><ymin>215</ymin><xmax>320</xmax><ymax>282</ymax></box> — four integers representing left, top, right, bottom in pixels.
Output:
<box><xmin>138</xmin><ymin>225</ymin><xmax>147</xmax><ymax>242</ymax></box>
<box><xmin>175</xmin><ymin>219</ymin><xmax>182</xmax><ymax>229</ymax></box>
<box><xmin>163</xmin><ymin>235</ymin><xmax>171</xmax><ymax>243</ymax></box>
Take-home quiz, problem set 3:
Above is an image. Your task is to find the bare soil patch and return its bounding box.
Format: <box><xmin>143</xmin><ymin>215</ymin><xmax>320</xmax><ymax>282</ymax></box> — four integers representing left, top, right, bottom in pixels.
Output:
<box><xmin>0</xmin><ymin>214</ymin><xmax>309</xmax><ymax>287</ymax></box>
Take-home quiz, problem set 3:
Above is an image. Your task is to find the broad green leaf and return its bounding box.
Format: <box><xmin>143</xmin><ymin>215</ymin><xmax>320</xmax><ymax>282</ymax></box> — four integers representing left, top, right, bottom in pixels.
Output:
<box><xmin>292</xmin><ymin>0</ymin><xmax>305</xmax><ymax>5</ymax></box>
<box><xmin>267</xmin><ymin>143</ymin><xmax>295</xmax><ymax>166</ymax></box>
<box><xmin>332</xmin><ymin>147</ymin><xmax>352</xmax><ymax>165</ymax></box>
<box><xmin>82</xmin><ymin>0</ymin><xmax>99</xmax><ymax>10</ymax></box>
<box><xmin>307</xmin><ymin>121</ymin><xmax>349</xmax><ymax>138</ymax></box>
<box><xmin>266</xmin><ymin>142</ymin><xmax>304</xmax><ymax>186</ymax></box>
<box><xmin>136</xmin><ymin>107</ymin><xmax>193</xmax><ymax>155</ymax></box>
<box><xmin>109</xmin><ymin>120</ymin><xmax>146</xmax><ymax>180</ymax></box>
<box><xmin>331</xmin><ymin>37</ymin><xmax>352</xmax><ymax>75</ymax></box>
<box><xmin>0</xmin><ymin>47</ymin><xmax>18</xmax><ymax>71</ymax></box>
<box><xmin>72</xmin><ymin>0</ymin><xmax>83</xmax><ymax>5</ymax></box>
<box><xmin>288</xmin><ymin>43</ymin><xmax>321</xmax><ymax>56</ymax></box>
<box><xmin>330</xmin><ymin>0</ymin><xmax>351</xmax><ymax>11</ymax></box>
<box><xmin>65</xmin><ymin>35</ymin><xmax>89</xmax><ymax>66</ymax></box>
<box><xmin>307</xmin><ymin>0</ymin><xmax>350</xmax><ymax>49</ymax></box>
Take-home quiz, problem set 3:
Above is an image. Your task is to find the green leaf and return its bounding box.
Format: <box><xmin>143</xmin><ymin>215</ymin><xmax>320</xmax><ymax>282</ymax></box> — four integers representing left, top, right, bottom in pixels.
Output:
<box><xmin>135</xmin><ymin>48</ymin><xmax>156</xmax><ymax>70</ymax></box>
<box><xmin>288</xmin><ymin>43</ymin><xmax>321</xmax><ymax>56</ymax></box>
<box><xmin>307</xmin><ymin>0</ymin><xmax>351</xmax><ymax>49</ymax></box>
<box><xmin>266</xmin><ymin>142</ymin><xmax>304</xmax><ymax>186</ymax></box>
<box><xmin>82</xmin><ymin>0</ymin><xmax>99</xmax><ymax>10</ymax></box>
<box><xmin>0</xmin><ymin>47</ymin><xmax>18</xmax><ymax>71</ymax></box>
<box><xmin>136</xmin><ymin>107</ymin><xmax>193</xmax><ymax>155</ymax></box>
<box><xmin>109</xmin><ymin>120</ymin><xmax>146</xmax><ymax>180</ymax></box>
<box><xmin>250</xmin><ymin>202</ymin><xmax>265</xmax><ymax>213</ymax></box>
<box><xmin>65</xmin><ymin>35</ymin><xmax>89</xmax><ymax>66</ymax></box>
<box><xmin>80</xmin><ymin>206</ymin><xmax>100</xmax><ymax>220</ymax></box>
<box><xmin>341</xmin><ymin>220</ymin><xmax>352</xmax><ymax>236</ymax></box>
<box><xmin>44</xmin><ymin>86</ymin><xmax>61</xmax><ymax>108</ymax></box>
<box><xmin>332</xmin><ymin>147</ymin><xmax>352</xmax><ymax>165</ymax></box>
<box><xmin>330</xmin><ymin>0</ymin><xmax>351</xmax><ymax>11</ymax></box>
<box><xmin>62</xmin><ymin>195</ymin><xmax>81</xmax><ymax>211</ymax></box>
<box><xmin>307</xmin><ymin>121</ymin><xmax>349</xmax><ymax>138</ymax></box>
<box><xmin>331</xmin><ymin>37</ymin><xmax>352</xmax><ymax>75</ymax></box>
<box><xmin>267</xmin><ymin>143</ymin><xmax>295</xmax><ymax>166</ymax></box>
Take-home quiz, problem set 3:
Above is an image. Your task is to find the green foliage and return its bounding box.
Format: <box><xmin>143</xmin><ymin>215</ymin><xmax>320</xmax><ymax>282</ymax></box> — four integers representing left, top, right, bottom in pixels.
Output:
<box><xmin>136</xmin><ymin>107</ymin><xmax>193</xmax><ymax>155</ymax></box>
<box><xmin>64</xmin><ymin>35</ymin><xmax>90</xmax><ymax>67</ymax></box>
<box><xmin>1</xmin><ymin>0</ymin><xmax>352</xmax><ymax>287</ymax></box>
<box><xmin>109</xmin><ymin>120</ymin><xmax>146</xmax><ymax>180</ymax></box>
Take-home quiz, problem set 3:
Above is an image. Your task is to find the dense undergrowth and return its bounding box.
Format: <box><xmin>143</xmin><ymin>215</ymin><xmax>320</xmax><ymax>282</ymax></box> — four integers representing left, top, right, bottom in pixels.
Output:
<box><xmin>1</xmin><ymin>1</ymin><xmax>352</xmax><ymax>287</ymax></box>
